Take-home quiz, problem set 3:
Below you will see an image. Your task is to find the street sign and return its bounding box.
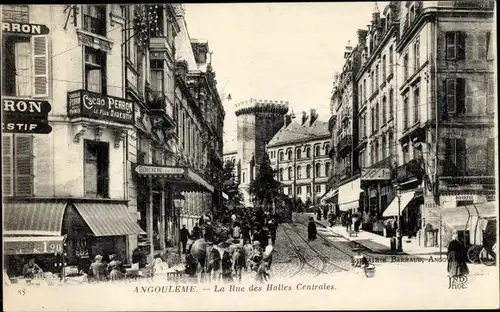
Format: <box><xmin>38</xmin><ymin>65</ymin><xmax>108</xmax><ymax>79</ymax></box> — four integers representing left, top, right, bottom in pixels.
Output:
<box><xmin>2</xmin><ymin>120</ymin><xmax>52</xmax><ymax>134</ymax></box>
<box><xmin>2</xmin><ymin>98</ymin><xmax>52</xmax><ymax>134</ymax></box>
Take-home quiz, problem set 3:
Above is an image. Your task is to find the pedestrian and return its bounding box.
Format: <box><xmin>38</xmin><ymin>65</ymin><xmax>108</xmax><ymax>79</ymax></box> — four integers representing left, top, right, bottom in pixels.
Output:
<box><xmin>323</xmin><ymin>207</ymin><xmax>328</xmax><ymax>221</ymax></box>
<box><xmin>107</xmin><ymin>254</ymin><xmax>123</xmax><ymax>281</ymax></box>
<box><xmin>205</xmin><ymin>222</ymin><xmax>214</xmax><ymax>243</ymax></box>
<box><xmin>447</xmin><ymin>231</ymin><xmax>469</xmax><ymax>277</ymax></box>
<box><xmin>22</xmin><ymin>258</ymin><xmax>43</xmax><ymax>279</ymax></box>
<box><xmin>308</xmin><ymin>217</ymin><xmax>317</xmax><ymax>241</ymax></box>
<box><xmin>316</xmin><ymin>208</ymin><xmax>322</xmax><ymax>221</ymax></box>
<box><xmin>232</xmin><ymin>245</ymin><xmax>246</xmax><ymax>281</ymax></box>
<box><xmin>232</xmin><ymin>222</ymin><xmax>241</xmax><ymax>242</ymax></box>
<box><xmin>184</xmin><ymin>245</ymin><xmax>198</xmax><ymax>277</ymax></box>
<box><xmin>221</xmin><ymin>246</ymin><xmax>233</xmax><ymax>282</ymax></box>
<box><xmin>88</xmin><ymin>255</ymin><xmax>107</xmax><ymax>282</ymax></box>
<box><xmin>259</xmin><ymin>227</ymin><xmax>270</xmax><ymax>249</ymax></box>
<box><xmin>241</xmin><ymin>222</ymin><xmax>251</xmax><ymax>242</ymax></box>
<box><xmin>206</xmin><ymin>242</ymin><xmax>221</xmax><ymax>282</ymax></box>
<box><xmin>180</xmin><ymin>225</ymin><xmax>190</xmax><ymax>254</ymax></box>
<box><xmin>191</xmin><ymin>223</ymin><xmax>201</xmax><ymax>240</ymax></box>
<box><xmin>268</xmin><ymin>217</ymin><xmax>278</xmax><ymax>245</ymax></box>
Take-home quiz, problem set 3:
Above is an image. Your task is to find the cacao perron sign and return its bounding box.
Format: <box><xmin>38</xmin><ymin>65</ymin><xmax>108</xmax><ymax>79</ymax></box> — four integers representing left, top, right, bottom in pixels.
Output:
<box><xmin>68</xmin><ymin>90</ymin><xmax>135</xmax><ymax>124</ymax></box>
<box><xmin>2</xmin><ymin>98</ymin><xmax>53</xmax><ymax>134</ymax></box>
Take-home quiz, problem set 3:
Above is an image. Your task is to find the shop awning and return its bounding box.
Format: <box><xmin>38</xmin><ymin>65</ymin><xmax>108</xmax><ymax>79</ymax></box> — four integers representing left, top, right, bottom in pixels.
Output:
<box><xmin>338</xmin><ymin>178</ymin><xmax>362</xmax><ymax>211</ymax></box>
<box><xmin>4</xmin><ymin>235</ymin><xmax>66</xmax><ymax>255</ymax></box>
<box><xmin>440</xmin><ymin>201</ymin><xmax>497</xmax><ymax>230</ymax></box>
<box><xmin>4</xmin><ymin>202</ymin><xmax>68</xmax><ymax>236</ymax></box>
<box><xmin>320</xmin><ymin>188</ymin><xmax>338</xmax><ymax>203</ymax></box>
<box><xmin>135</xmin><ymin>165</ymin><xmax>215</xmax><ymax>193</ymax></box>
<box><xmin>383</xmin><ymin>191</ymin><xmax>415</xmax><ymax>217</ymax></box>
<box><xmin>73</xmin><ymin>203</ymin><xmax>146</xmax><ymax>237</ymax></box>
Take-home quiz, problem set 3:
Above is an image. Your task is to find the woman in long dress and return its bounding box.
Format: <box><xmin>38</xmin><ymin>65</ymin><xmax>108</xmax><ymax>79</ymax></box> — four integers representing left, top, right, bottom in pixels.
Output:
<box><xmin>308</xmin><ymin>217</ymin><xmax>317</xmax><ymax>241</ymax></box>
<box><xmin>447</xmin><ymin>231</ymin><xmax>469</xmax><ymax>277</ymax></box>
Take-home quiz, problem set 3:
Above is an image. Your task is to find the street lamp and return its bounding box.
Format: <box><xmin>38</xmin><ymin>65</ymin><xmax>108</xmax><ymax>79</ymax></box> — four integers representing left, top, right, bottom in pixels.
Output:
<box><xmin>393</xmin><ymin>184</ymin><xmax>403</xmax><ymax>252</ymax></box>
<box><xmin>173</xmin><ymin>192</ymin><xmax>186</xmax><ymax>255</ymax></box>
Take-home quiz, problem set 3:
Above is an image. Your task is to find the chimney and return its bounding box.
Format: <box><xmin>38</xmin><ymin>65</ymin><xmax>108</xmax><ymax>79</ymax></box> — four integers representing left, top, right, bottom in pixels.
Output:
<box><xmin>309</xmin><ymin>109</ymin><xmax>318</xmax><ymax>126</ymax></box>
<box><xmin>284</xmin><ymin>114</ymin><xmax>292</xmax><ymax>127</ymax></box>
<box><xmin>302</xmin><ymin>111</ymin><xmax>308</xmax><ymax>125</ymax></box>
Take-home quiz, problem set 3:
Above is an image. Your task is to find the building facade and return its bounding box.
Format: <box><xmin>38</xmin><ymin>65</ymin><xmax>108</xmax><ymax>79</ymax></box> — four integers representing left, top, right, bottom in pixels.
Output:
<box><xmin>234</xmin><ymin>99</ymin><xmax>289</xmax><ymax>207</ymax></box>
<box><xmin>267</xmin><ymin>110</ymin><xmax>331</xmax><ymax>206</ymax></box>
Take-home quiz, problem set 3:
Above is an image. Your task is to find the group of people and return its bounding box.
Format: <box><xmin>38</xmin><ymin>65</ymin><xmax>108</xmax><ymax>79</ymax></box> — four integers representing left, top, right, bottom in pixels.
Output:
<box><xmin>184</xmin><ymin>207</ymin><xmax>280</xmax><ymax>283</ymax></box>
<box><xmin>87</xmin><ymin>254</ymin><xmax>124</xmax><ymax>282</ymax></box>
<box><xmin>341</xmin><ymin>211</ymin><xmax>361</xmax><ymax>234</ymax></box>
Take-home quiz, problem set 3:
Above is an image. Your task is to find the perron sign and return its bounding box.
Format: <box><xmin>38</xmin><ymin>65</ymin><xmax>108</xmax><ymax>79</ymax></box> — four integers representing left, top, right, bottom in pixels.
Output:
<box><xmin>2</xmin><ymin>22</ymin><xmax>50</xmax><ymax>35</ymax></box>
<box><xmin>2</xmin><ymin>98</ymin><xmax>52</xmax><ymax>134</ymax></box>
<box><xmin>68</xmin><ymin>90</ymin><xmax>135</xmax><ymax>124</ymax></box>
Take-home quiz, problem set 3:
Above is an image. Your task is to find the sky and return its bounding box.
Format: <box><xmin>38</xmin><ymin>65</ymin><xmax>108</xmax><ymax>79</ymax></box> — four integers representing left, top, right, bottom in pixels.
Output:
<box><xmin>184</xmin><ymin>2</ymin><xmax>389</xmax><ymax>153</ymax></box>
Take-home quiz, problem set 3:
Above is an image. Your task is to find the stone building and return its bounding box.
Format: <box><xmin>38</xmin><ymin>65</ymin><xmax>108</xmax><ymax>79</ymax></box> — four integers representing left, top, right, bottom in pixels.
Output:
<box><xmin>234</xmin><ymin>99</ymin><xmax>289</xmax><ymax>207</ymax></box>
<box><xmin>267</xmin><ymin>110</ymin><xmax>331</xmax><ymax>206</ymax></box>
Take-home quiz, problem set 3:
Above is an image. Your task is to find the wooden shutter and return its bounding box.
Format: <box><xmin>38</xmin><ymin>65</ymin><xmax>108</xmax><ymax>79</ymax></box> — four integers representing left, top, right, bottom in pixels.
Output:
<box><xmin>455</xmin><ymin>78</ymin><xmax>466</xmax><ymax>114</ymax></box>
<box><xmin>2</xmin><ymin>135</ymin><xmax>14</xmax><ymax>196</ymax></box>
<box><xmin>15</xmin><ymin>135</ymin><xmax>34</xmax><ymax>196</ymax></box>
<box><xmin>477</xmin><ymin>33</ymin><xmax>487</xmax><ymax>60</ymax></box>
<box><xmin>486</xmin><ymin>31</ymin><xmax>494</xmax><ymax>60</ymax></box>
<box><xmin>446</xmin><ymin>79</ymin><xmax>456</xmax><ymax>113</ymax></box>
<box><xmin>32</xmin><ymin>35</ymin><xmax>49</xmax><ymax>98</ymax></box>
<box><xmin>486</xmin><ymin>138</ymin><xmax>494</xmax><ymax>174</ymax></box>
<box><xmin>456</xmin><ymin>138</ymin><xmax>467</xmax><ymax>175</ymax></box>
<box><xmin>457</xmin><ymin>31</ymin><xmax>467</xmax><ymax>60</ymax></box>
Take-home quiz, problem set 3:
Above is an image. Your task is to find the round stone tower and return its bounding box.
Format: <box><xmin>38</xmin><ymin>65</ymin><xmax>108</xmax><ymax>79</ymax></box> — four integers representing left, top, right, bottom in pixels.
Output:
<box><xmin>235</xmin><ymin>99</ymin><xmax>289</xmax><ymax>206</ymax></box>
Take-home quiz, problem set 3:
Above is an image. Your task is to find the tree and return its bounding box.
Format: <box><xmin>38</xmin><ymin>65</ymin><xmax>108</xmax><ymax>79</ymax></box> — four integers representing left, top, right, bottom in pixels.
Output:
<box><xmin>249</xmin><ymin>153</ymin><xmax>282</xmax><ymax>210</ymax></box>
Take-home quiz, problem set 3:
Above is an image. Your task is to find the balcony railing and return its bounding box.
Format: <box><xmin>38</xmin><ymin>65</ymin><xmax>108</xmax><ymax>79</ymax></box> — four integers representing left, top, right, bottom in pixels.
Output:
<box><xmin>394</xmin><ymin>159</ymin><xmax>422</xmax><ymax>183</ymax></box>
<box><xmin>83</xmin><ymin>15</ymin><xmax>106</xmax><ymax>37</ymax></box>
<box><xmin>336</xmin><ymin>135</ymin><xmax>352</xmax><ymax>154</ymax></box>
<box><xmin>148</xmin><ymin>91</ymin><xmax>175</xmax><ymax>122</ymax></box>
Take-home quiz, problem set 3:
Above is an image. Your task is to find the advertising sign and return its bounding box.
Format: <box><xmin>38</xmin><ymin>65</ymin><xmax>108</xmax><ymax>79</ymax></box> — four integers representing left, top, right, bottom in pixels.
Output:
<box><xmin>2</xmin><ymin>98</ymin><xmax>52</xmax><ymax>134</ymax></box>
<box><xmin>67</xmin><ymin>90</ymin><xmax>135</xmax><ymax>124</ymax></box>
<box><xmin>4</xmin><ymin>237</ymin><xmax>64</xmax><ymax>255</ymax></box>
<box><xmin>2</xmin><ymin>22</ymin><xmax>50</xmax><ymax>35</ymax></box>
<box><xmin>361</xmin><ymin>168</ymin><xmax>391</xmax><ymax>181</ymax></box>
<box><xmin>135</xmin><ymin>165</ymin><xmax>186</xmax><ymax>175</ymax></box>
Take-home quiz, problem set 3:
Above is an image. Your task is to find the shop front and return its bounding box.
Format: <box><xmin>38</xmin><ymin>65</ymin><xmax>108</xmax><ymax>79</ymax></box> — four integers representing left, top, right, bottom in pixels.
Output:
<box><xmin>337</xmin><ymin>177</ymin><xmax>362</xmax><ymax>214</ymax></box>
<box><xmin>359</xmin><ymin>167</ymin><xmax>392</xmax><ymax>232</ymax></box>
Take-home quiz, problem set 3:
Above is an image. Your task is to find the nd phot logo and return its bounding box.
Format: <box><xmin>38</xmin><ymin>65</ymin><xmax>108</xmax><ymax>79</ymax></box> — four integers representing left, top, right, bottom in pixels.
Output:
<box><xmin>448</xmin><ymin>276</ymin><xmax>468</xmax><ymax>289</ymax></box>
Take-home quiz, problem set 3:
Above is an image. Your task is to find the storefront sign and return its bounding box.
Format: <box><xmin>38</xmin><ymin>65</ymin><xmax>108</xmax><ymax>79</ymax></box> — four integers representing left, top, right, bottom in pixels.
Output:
<box><xmin>67</xmin><ymin>90</ymin><xmax>135</xmax><ymax>124</ymax></box>
<box><xmin>2</xmin><ymin>98</ymin><xmax>52</xmax><ymax>134</ymax></box>
<box><xmin>135</xmin><ymin>165</ymin><xmax>186</xmax><ymax>175</ymax></box>
<box><xmin>2</xmin><ymin>22</ymin><xmax>50</xmax><ymax>35</ymax></box>
<box><xmin>361</xmin><ymin>168</ymin><xmax>391</xmax><ymax>181</ymax></box>
<box><xmin>4</xmin><ymin>238</ymin><xmax>63</xmax><ymax>255</ymax></box>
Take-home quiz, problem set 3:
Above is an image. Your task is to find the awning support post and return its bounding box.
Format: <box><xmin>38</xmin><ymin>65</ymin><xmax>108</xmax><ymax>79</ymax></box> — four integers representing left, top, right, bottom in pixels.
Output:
<box><xmin>148</xmin><ymin>176</ymin><xmax>154</xmax><ymax>262</ymax></box>
<box><xmin>160</xmin><ymin>180</ymin><xmax>166</xmax><ymax>252</ymax></box>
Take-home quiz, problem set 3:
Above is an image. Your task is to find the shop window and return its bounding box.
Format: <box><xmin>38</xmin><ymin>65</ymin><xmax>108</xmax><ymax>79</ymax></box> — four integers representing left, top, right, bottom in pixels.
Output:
<box><xmin>445</xmin><ymin>31</ymin><xmax>466</xmax><ymax>60</ymax></box>
<box><xmin>2</xmin><ymin>34</ymin><xmax>49</xmax><ymax>97</ymax></box>
<box><xmin>84</xmin><ymin>140</ymin><xmax>109</xmax><ymax>198</ymax></box>
<box><xmin>85</xmin><ymin>47</ymin><xmax>107</xmax><ymax>94</ymax></box>
<box><xmin>83</xmin><ymin>5</ymin><xmax>107</xmax><ymax>37</ymax></box>
<box><xmin>2</xmin><ymin>135</ymin><xmax>34</xmax><ymax>197</ymax></box>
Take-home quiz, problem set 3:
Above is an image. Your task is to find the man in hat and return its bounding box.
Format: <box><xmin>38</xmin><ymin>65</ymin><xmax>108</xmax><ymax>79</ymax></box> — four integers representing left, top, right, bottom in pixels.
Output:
<box><xmin>180</xmin><ymin>225</ymin><xmax>190</xmax><ymax>254</ymax></box>
<box><xmin>206</xmin><ymin>242</ymin><xmax>221</xmax><ymax>282</ymax></box>
<box><xmin>232</xmin><ymin>245</ymin><xmax>246</xmax><ymax>281</ymax></box>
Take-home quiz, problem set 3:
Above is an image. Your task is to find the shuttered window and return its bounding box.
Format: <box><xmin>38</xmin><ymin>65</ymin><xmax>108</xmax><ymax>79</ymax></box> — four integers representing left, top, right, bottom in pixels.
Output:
<box><xmin>486</xmin><ymin>138</ymin><xmax>495</xmax><ymax>174</ymax></box>
<box><xmin>32</xmin><ymin>35</ymin><xmax>49</xmax><ymax>97</ymax></box>
<box><xmin>445</xmin><ymin>138</ymin><xmax>466</xmax><ymax>176</ymax></box>
<box><xmin>446</xmin><ymin>31</ymin><xmax>466</xmax><ymax>60</ymax></box>
<box><xmin>445</xmin><ymin>78</ymin><xmax>466</xmax><ymax>114</ymax></box>
<box><xmin>84</xmin><ymin>140</ymin><xmax>110</xmax><ymax>198</ymax></box>
<box><xmin>2</xmin><ymin>135</ymin><xmax>34</xmax><ymax>196</ymax></box>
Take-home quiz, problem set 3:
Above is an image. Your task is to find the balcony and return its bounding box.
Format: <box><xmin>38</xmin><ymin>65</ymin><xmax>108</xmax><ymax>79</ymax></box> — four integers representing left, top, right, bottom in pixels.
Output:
<box><xmin>147</xmin><ymin>91</ymin><xmax>175</xmax><ymax>126</ymax></box>
<box><xmin>336</xmin><ymin>135</ymin><xmax>352</xmax><ymax>155</ymax></box>
<box><xmin>394</xmin><ymin>159</ymin><xmax>423</xmax><ymax>184</ymax></box>
<box><xmin>371</xmin><ymin>155</ymin><xmax>396</xmax><ymax>169</ymax></box>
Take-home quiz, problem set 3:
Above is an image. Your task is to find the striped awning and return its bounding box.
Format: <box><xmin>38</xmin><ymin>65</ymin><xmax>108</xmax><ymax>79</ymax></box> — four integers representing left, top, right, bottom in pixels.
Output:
<box><xmin>383</xmin><ymin>191</ymin><xmax>415</xmax><ymax>217</ymax></box>
<box><xmin>73</xmin><ymin>203</ymin><xmax>146</xmax><ymax>237</ymax></box>
<box><xmin>441</xmin><ymin>201</ymin><xmax>497</xmax><ymax>230</ymax></box>
<box><xmin>4</xmin><ymin>202</ymin><xmax>67</xmax><ymax>236</ymax></box>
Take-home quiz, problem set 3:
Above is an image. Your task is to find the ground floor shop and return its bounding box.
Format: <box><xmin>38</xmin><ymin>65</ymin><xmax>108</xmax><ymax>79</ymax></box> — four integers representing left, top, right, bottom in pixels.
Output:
<box><xmin>3</xmin><ymin>200</ymin><xmax>145</xmax><ymax>278</ymax></box>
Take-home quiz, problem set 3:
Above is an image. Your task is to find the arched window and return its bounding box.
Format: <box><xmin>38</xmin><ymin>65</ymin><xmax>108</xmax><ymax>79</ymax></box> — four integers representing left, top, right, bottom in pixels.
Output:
<box><xmin>279</xmin><ymin>151</ymin><xmax>284</xmax><ymax>161</ymax></box>
<box><xmin>325</xmin><ymin>162</ymin><xmax>330</xmax><ymax>176</ymax></box>
<box><xmin>242</xmin><ymin>172</ymin><xmax>246</xmax><ymax>183</ymax></box>
<box><xmin>287</xmin><ymin>167</ymin><xmax>293</xmax><ymax>180</ymax></box>
<box><xmin>306</xmin><ymin>147</ymin><xmax>311</xmax><ymax>158</ymax></box>
<box><xmin>287</xmin><ymin>150</ymin><xmax>293</xmax><ymax>160</ymax></box>
<box><xmin>297</xmin><ymin>149</ymin><xmax>302</xmax><ymax>159</ymax></box>
<box><xmin>279</xmin><ymin>168</ymin><xmax>284</xmax><ymax>181</ymax></box>
<box><xmin>297</xmin><ymin>166</ymin><xmax>302</xmax><ymax>179</ymax></box>
<box><xmin>306</xmin><ymin>164</ymin><xmax>312</xmax><ymax>178</ymax></box>
<box><xmin>325</xmin><ymin>144</ymin><xmax>330</xmax><ymax>154</ymax></box>
<box><xmin>315</xmin><ymin>163</ymin><xmax>321</xmax><ymax>177</ymax></box>
<box><xmin>315</xmin><ymin>145</ymin><xmax>321</xmax><ymax>156</ymax></box>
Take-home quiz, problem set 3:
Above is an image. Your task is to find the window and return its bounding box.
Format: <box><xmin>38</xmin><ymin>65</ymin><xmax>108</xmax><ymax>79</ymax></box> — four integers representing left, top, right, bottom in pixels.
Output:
<box><xmin>487</xmin><ymin>138</ymin><xmax>494</xmax><ymax>174</ymax></box>
<box><xmin>297</xmin><ymin>166</ymin><xmax>302</xmax><ymax>179</ymax></box>
<box><xmin>287</xmin><ymin>150</ymin><xmax>293</xmax><ymax>160</ymax></box>
<box><xmin>414</xmin><ymin>40</ymin><xmax>420</xmax><ymax>69</ymax></box>
<box><xmin>403</xmin><ymin>93</ymin><xmax>409</xmax><ymax>129</ymax></box>
<box><xmin>359</xmin><ymin>117</ymin><xmax>364</xmax><ymax>138</ymax></box>
<box><xmin>279</xmin><ymin>168</ymin><xmax>284</xmax><ymax>181</ymax></box>
<box><xmin>414</xmin><ymin>85</ymin><xmax>420</xmax><ymax>123</ymax></box>
<box><xmin>382</xmin><ymin>96</ymin><xmax>387</xmax><ymax>124</ymax></box>
<box><xmin>375</xmin><ymin>64</ymin><xmax>379</xmax><ymax>88</ymax></box>
<box><xmin>2</xmin><ymin>135</ymin><xmax>34</xmax><ymax>196</ymax></box>
<box><xmin>85</xmin><ymin>140</ymin><xmax>109</xmax><ymax>198</ymax></box>
<box><xmin>306</xmin><ymin>147</ymin><xmax>311</xmax><ymax>158</ymax></box>
<box><xmin>306</xmin><ymin>185</ymin><xmax>311</xmax><ymax>194</ymax></box>
<box><xmin>371</xmin><ymin>108</ymin><xmax>375</xmax><ymax>133</ymax></box>
<box><xmin>287</xmin><ymin>187</ymin><xmax>292</xmax><ymax>195</ymax></box>
<box><xmin>370</xmin><ymin>72</ymin><xmax>374</xmax><ymax>94</ymax></box>
<box><xmin>382</xmin><ymin>136</ymin><xmax>387</xmax><ymax>159</ymax></box>
<box><xmin>325</xmin><ymin>162</ymin><xmax>330</xmax><ymax>176</ymax></box>
<box><xmin>85</xmin><ymin>47</ymin><xmax>107</xmax><ymax>94</ymax></box>
<box><xmin>388</xmin><ymin>131</ymin><xmax>394</xmax><ymax>157</ymax></box>
<box><xmin>306</xmin><ymin>164</ymin><xmax>312</xmax><ymax>178</ymax></box>
<box><xmin>2</xmin><ymin>35</ymin><xmax>49</xmax><ymax>97</ymax></box>
<box><xmin>296</xmin><ymin>186</ymin><xmax>302</xmax><ymax>195</ymax></box>
<box><xmin>445</xmin><ymin>78</ymin><xmax>465</xmax><ymax>114</ymax></box>
<box><xmin>389</xmin><ymin>89</ymin><xmax>394</xmax><ymax>119</ymax></box>
<box><xmin>287</xmin><ymin>167</ymin><xmax>293</xmax><ymax>180</ymax></box>
<box><xmin>297</xmin><ymin>149</ymin><xmax>302</xmax><ymax>159</ymax></box>
<box><xmin>445</xmin><ymin>138</ymin><xmax>466</xmax><ymax>176</ymax></box>
<box><xmin>389</xmin><ymin>45</ymin><xmax>394</xmax><ymax>75</ymax></box>
<box><xmin>315</xmin><ymin>145</ymin><xmax>321</xmax><ymax>157</ymax></box>
<box><xmin>83</xmin><ymin>5</ymin><xmax>107</xmax><ymax>36</ymax></box>
<box><xmin>374</xmin><ymin>140</ymin><xmax>379</xmax><ymax>163</ymax></box>
<box><xmin>375</xmin><ymin>102</ymin><xmax>380</xmax><ymax>129</ymax></box>
<box><xmin>2</xmin><ymin>5</ymin><xmax>29</xmax><ymax>22</ymax></box>
<box><xmin>315</xmin><ymin>163</ymin><xmax>321</xmax><ymax>177</ymax></box>
<box><xmin>242</xmin><ymin>172</ymin><xmax>246</xmax><ymax>183</ymax></box>
<box><xmin>403</xmin><ymin>53</ymin><xmax>409</xmax><ymax>80</ymax></box>
<box><xmin>445</xmin><ymin>31</ymin><xmax>466</xmax><ymax>60</ymax></box>
<box><xmin>382</xmin><ymin>55</ymin><xmax>386</xmax><ymax>80</ymax></box>
<box><xmin>150</xmin><ymin>60</ymin><xmax>164</xmax><ymax>93</ymax></box>
<box><xmin>403</xmin><ymin>146</ymin><xmax>410</xmax><ymax>164</ymax></box>
<box><xmin>325</xmin><ymin>144</ymin><xmax>330</xmax><ymax>153</ymax></box>
<box><xmin>363</xmin><ymin>79</ymin><xmax>367</xmax><ymax>102</ymax></box>
<box><xmin>279</xmin><ymin>151</ymin><xmax>284</xmax><ymax>161</ymax></box>
<box><xmin>363</xmin><ymin>115</ymin><xmax>367</xmax><ymax>137</ymax></box>
<box><xmin>359</xmin><ymin>84</ymin><xmax>363</xmax><ymax>104</ymax></box>
<box><xmin>315</xmin><ymin>184</ymin><xmax>321</xmax><ymax>193</ymax></box>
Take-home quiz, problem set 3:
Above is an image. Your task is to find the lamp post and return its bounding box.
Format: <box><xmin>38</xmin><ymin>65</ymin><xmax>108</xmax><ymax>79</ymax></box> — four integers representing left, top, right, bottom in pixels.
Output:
<box><xmin>394</xmin><ymin>184</ymin><xmax>403</xmax><ymax>252</ymax></box>
<box><xmin>173</xmin><ymin>192</ymin><xmax>186</xmax><ymax>255</ymax></box>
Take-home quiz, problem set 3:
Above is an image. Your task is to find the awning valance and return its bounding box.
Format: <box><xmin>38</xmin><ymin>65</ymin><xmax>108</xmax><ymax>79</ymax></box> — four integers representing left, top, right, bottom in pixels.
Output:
<box><xmin>135</xmin><ymin>165</ymin><xmax>215</xmax><ymax>193</ymax></box>
<box><xmin>4</xmin><ymin>202</ymin><xmax>68</xmax><ymax>236</ymax></box>
<box><xmin>4</xmin><ymin>235</ymin><xmax>67</xmax><ymax>255</ymax></box>
<box><xmin>73</xmin><ymin>203</ymin><xmax>146</xmax><ymax>237</ymax></box>
<box><xmin>440</xmin><ymin>201</ymin><xmax>497</xmax><ymax>230</ymax></box>
<box><xmin>383</xmin><ymin>191</ymin><xmax>415</xmax><ymax>217</ymax></box>
<box><xmin>338</xmin><ymin>178</ymin><xmax>362</xmax><ymax>211</ymax></box>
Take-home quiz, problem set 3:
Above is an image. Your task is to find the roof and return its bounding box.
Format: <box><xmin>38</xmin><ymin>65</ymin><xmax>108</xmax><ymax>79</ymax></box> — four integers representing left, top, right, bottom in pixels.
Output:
<box><xmin>267</xmin><ymin>116</ymin><xmax>330</xmax><ymax>148</ymax></box>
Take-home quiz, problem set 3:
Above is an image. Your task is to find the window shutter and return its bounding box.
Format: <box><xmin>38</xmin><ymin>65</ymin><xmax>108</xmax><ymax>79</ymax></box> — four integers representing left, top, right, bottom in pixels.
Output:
<box><xmin>32</xmin><ymin>35</ymin><xmax>49</xmax><ymax>97</ymax></box>
<box><xmin>2</xmin><ymin>135</ymin><xmax>14</xmax><ymax>196</ymax></box>
<box><xmin>456</xmin><ymin>138</ymin><xmax>467</xmax><ymax>175</ymax></box>
<box><xmin>486</xmin><ymin>31</ymin><xmax>494</xmax><ymax>61</ymax></box>
<box><xmin>477</xmin><ymin>33</ymin><xmax>487</xmax><ymax>60</ymax></box>
<box><xmin>439</xmin><ymin>80</ymin><xmax>448</xmax><ymax>120</ymax></box>
<box><xmin>457</xmin><ymin>31</ymin><xmax>467</xmax><ymax>60</ymax></box>
<box><xmin>15</xmin><ymin>135</ymin><xmax>34</xmax><ymax>196</ymax></box>
<box><xmin>486</xmin><ymin>138</ymin><xmax>494</xmax><ymax>174</ymax></box>
<box><xmin>446</xmin><ymin>79</ymin><xmax>456</xmax><ymax>114</ymax></box>
<box><xmin>456</xmin><ymin>78</ymin><xmax>466</xmax><ymax>114</ymax></box>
